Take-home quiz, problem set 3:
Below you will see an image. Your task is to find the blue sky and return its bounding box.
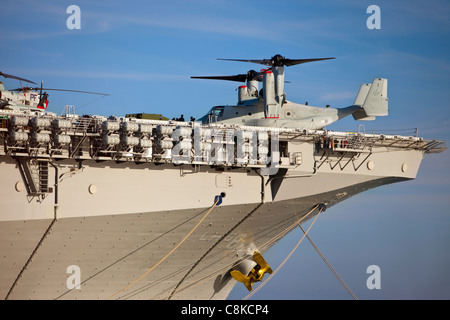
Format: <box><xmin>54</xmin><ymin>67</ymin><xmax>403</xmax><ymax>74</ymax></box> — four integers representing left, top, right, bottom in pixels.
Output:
<box><xmin>2</xmin><ymin>0</ymin><xmax>449</xmax><ymax>300</ymax></box>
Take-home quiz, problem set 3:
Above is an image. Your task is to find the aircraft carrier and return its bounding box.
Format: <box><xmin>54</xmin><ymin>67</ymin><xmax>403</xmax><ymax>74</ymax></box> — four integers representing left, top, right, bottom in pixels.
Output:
<box><xmin>0</xmin><ymin>108</ymin><xmax>445</xmax><ymax>300</ymax></box>
<box><xmin>0</xmin><ymin>55</ymin><xmax>447</xmax><ymax>300</ymax></box>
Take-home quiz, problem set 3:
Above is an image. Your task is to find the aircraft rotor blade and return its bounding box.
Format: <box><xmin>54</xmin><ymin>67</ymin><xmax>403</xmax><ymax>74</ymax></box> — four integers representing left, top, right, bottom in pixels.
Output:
<box><xmin>0</xmin><ymin>71</ymin><xmax>36</xmax><ymax>84</ymax></box>
<box><xmin>11</xmin><ymin>87</ymin><xmax>109</xmax><ymax>95</ymax></box>
<box><xmin>217</xmin><ymin>58</ymin><xmax>275</xmax><ymax>66</ymax></box>
<box><xmin>191</xmin><ymin>69</ymin><xmax>262</xmax><ymax>83</ymax></box>
<box><xmin>218</xmin><ymin>54</ymin><xmax>335</xmax><ymax>67</ymax></box>
<box><xmin>191</xmin><ymin>74</ymin><xmax>248</xmax><ymax>82</ymax></box>
<box><xmin>282</xmin><ymin>57</ymin><xmax>336</xmax><ymax>66</ymax></box>
<box><xmin>36</xmin><ymin>88</ymin><xmax>110</xmax><ymax>95</ymax></box>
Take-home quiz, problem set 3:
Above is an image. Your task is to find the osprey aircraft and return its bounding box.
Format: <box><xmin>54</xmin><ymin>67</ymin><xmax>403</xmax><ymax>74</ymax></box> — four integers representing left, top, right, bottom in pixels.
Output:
<box><xmin>194</xmin><ymin>54</ymin><xmax>388</xmax><ymax>130</ymax></box>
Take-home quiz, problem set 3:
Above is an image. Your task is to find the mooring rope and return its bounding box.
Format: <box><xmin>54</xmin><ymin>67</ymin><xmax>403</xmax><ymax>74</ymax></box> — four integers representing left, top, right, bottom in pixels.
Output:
<box><xmin>243</xmin><ymin>206</ymin><xmax>324</xmax><ymax>300</ymax></box>
<box><xmin>107</xmin><ymin>198</ymin><xmax>220</xmax><ymax>300</ymax></box>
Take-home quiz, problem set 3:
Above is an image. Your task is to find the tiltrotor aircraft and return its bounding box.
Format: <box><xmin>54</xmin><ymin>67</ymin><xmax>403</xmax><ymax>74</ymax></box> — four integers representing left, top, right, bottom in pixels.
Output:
<box><xmin>194</xmin><ymin>54</ymin><xmax>388</xmax><ymax>130</ymax></box>
<box><xmin>0</xmin><ymin>71</ymin><xmax>108</xmax><ymax>112</ymax></box>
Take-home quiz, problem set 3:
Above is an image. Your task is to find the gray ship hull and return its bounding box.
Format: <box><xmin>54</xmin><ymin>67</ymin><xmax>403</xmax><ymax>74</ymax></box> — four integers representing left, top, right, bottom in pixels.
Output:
<box><xmin>0</xmin><ymin>112</ymin><xmax>444</xmax><ymax>300</ymax></box>
<box><xmin>0</xmin><ymin>152</ymin><xmax>417</xmax><ymax>300</ymax></box>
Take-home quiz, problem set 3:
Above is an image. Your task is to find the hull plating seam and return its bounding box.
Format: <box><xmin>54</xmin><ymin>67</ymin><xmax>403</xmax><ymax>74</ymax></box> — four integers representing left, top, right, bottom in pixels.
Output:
<box><xmin>5</xmin><ymin>218</ymin><xmax>56</xmax><ymax>300</ymax></box>
<box><xmin>168</xmin><ymin>202</ymin><xmax>264</xmax><ymax>299</ymax></box>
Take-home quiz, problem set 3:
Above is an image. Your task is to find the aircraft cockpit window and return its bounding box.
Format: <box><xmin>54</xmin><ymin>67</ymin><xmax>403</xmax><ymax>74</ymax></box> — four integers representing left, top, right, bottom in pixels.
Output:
<box><xmin>210</xmin><ymin>106</ymin><xmax>224</xmax><ymax>117</ymax></box>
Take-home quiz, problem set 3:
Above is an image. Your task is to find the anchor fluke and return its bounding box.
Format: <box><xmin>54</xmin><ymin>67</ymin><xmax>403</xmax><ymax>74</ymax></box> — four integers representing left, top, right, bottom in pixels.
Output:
<box><xmin>230</xmin><ymin>251</ymin><xmax>273</xmax><ymax>291</ymax></box>
<box><xmin>230</xmin><ymin>270</ymin><xmax>255</xmax><ymax>291</ymax></box>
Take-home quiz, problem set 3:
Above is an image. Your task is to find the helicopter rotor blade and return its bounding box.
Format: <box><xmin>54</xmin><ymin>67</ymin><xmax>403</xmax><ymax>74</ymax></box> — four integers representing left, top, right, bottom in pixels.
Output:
<box><xmin>0</xmin><ymin>71</ymin><xmax>36</xmax><ymax>84</ymax></box>
<box><xmin>37</xmin><ymin>80</ymin><xmax>44</xmax><ymax>106</ymax></box>
<box><xmin>11</xmin><ymin>87</ymin><xmax>109</xmax><ymax>96</ymax></box>
<box><xmin>36</xmin><ymin>88</ymin><xmax>110</xmax><ymax>96</ymax></box>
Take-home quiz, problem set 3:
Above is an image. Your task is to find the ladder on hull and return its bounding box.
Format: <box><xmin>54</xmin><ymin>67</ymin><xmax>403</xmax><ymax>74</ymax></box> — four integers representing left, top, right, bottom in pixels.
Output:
<box><xmin>16</xmin><ymin>158</ymin><xmax>51</xmax><ymax>200</ymax></box>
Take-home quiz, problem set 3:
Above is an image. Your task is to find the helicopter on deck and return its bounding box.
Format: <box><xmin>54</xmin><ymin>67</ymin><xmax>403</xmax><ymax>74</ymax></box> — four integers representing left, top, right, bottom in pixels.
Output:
<box><xmin>193</xmin><ymin>54</ymin><xmax>388</xmax><ymax>130</ymax></box>
<box><xmin>0</xmin><ymin>71</ymin><xmax>109</xmax><ymax>113</ymax></box>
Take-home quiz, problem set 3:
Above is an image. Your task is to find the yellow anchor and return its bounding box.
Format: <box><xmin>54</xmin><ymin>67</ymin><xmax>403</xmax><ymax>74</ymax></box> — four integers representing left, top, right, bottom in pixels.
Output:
<box><xmin>230</xmin><ymin>251</ymin><xmax>273</xmax><ymax>291</ymax></box>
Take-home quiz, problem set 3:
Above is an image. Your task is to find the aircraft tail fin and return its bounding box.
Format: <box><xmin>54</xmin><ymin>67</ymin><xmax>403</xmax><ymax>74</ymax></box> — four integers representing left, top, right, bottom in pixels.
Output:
<box><xmin>352</xmin><ymin>77</ymin><xmax>388</xmax><ymax>121</ymax></box>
